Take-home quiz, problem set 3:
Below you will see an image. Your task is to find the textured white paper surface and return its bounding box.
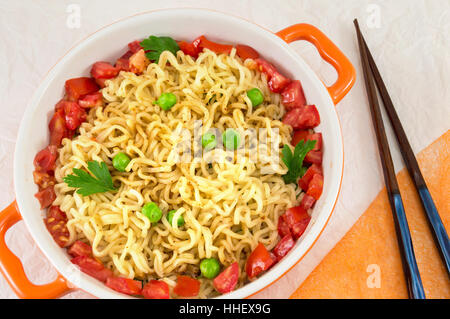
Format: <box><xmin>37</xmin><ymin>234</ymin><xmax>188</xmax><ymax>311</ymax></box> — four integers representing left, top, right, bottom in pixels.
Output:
<box><xmin>0</xmin><ymin>0</ymin><xmax>448</xmax><ymax>299</ymax></box>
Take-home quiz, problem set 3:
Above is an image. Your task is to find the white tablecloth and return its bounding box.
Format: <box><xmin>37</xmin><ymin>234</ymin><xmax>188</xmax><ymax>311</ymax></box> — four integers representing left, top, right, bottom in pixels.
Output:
<box><xmin>0</xmin><ymin>0</ymin><xmax>448</xmax><ymax>299</ymax></box>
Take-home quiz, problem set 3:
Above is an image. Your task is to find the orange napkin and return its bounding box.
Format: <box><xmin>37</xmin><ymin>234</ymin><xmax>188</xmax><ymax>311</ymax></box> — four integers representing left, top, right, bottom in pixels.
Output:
<box><xmin>291</xmin><ymin>131</ymin><xmax>450</xmax><ymax>299</ymax></box>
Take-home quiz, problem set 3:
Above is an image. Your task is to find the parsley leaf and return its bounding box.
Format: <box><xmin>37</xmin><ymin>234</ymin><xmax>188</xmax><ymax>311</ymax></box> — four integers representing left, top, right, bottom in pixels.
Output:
<box><xmin>140</xmin><ymin>36</ymin><xmax>180</xmax><ymax>63</ymax></box>
<box><xmin>63</xmin><ymin>161</ymin><xmax>117</xmax><ymax>196</ymax></box>
<box><xmin>282</xmin><ymin>145</ymin><xmax>293</xmax><ymax>169</ymax></box>
<box><xmin>282</xmin><ymin>140</ymin><xmax>316</xmax><ymax>184</ymax></box>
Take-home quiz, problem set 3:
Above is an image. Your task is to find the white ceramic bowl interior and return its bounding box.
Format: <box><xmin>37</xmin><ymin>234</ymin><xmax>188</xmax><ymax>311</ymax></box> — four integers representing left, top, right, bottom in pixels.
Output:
<box><xmin>14</xmin><ymin>8</ymin><xmax>343</xmax><ymax>299</ymax></box>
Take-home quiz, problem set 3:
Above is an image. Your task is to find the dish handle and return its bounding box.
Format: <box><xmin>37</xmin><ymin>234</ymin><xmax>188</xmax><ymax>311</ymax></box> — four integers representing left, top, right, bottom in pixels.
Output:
<box><xmin>0</xmin><ymin>201</ymin><xmax>71</xmax><ymax>298</ymax></box>
<box><xmin>276</xmin><ymin>24</ymin><xmax>356</xmax><ymax>105</ymax></box>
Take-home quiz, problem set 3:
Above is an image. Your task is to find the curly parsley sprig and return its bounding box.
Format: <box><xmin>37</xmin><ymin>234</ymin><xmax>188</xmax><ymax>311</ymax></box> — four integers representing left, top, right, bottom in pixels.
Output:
<box><xmin>64</xmin><ymin>161</ymin><xmax>117</xmax><ymax>196</ymax></box>
<box><xmin>140</xmin><ymin>35</ymin><xmax>180</xmax><ymax>63</ymax></box>
<box><xmin>282</xmin><ymin>140</ymin><xmax>316</xmax><ymax>184</ymax></box>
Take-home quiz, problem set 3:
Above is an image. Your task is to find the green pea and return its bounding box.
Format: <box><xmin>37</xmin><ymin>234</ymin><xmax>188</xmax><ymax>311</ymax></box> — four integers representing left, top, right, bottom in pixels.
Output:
<box><xmin>112</xmin><ymin>152</ymin><xmax>131</xmax><ymax>172</ymax></box>
<box><xmin>201</xmin><ymin>132</ymin><xmax>217</xmax><ymax>151</ymax></box>
<box><xmin>247</xmin><ymin>88</ymin><xmax>264</xmax><ymax>107</ymax></box>
<box><xmin>167</xmin><ymin>209</ymin><xmax>185</xmax><ymax>227</ymax></box>
<box><xmin>200</xmin><ymin>258</ymin><xmax>221</xmax><ymax>279</ymax></box>
<box><xmin>142</xmin><ymin>202</ymin><xmax>162</xmax><ymax>223</ymax></box>
<box><xmin>222</xmin><ymin>128</ymin><xmax>241</xmax><ymax>150</ymax></box>
<box><xmin>154</xmin><ymin>92</ymin><xmax>177</xmax><ymax>110</ymax></box>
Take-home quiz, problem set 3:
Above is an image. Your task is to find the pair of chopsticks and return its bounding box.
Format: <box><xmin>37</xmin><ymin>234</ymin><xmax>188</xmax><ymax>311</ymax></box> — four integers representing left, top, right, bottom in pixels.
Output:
<box><xmin>354</xmin><ymin>19</ymin><xmax>450</xmax><ymax>299</ymax></box>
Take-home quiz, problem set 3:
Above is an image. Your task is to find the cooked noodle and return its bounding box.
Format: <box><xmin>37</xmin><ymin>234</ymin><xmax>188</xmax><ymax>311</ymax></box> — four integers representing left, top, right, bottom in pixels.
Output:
<box><xmin>53</xmin><ymin>48</ymin><xmax>299</xmax><ymax>298</ymax></box>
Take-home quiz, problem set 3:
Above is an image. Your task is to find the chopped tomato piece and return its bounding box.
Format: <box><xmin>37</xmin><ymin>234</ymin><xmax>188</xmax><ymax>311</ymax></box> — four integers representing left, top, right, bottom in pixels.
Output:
<box><xmin>174</xmin><ymin>275</ymin><xmax>201</xmax><ymax>297</ymax></box>
<box><xmin>308</xmin><ymin>133</ymin><xmax>322</xmax><ymax>151</ymax></box>
<box><xmin>268</xmin><ymin>71</ymin><xmax>291</xmax><ymax>93</ymax></box>
<box><xmin>245</xmin><ymin>243</ymin><xmax>276</xmax><ymax>278</ymax></box>
<box><xmin>115</xmin><ymin>59</ymin><xmax>129</xmax><ymax>72</ymax></box>
<box><xmin>121</xmin><ymin>50</ymin><xmax>134</xmax><ymax>60</ymax></box>
<box><xmin>44</xmin><ymin>206</ymin><xmax>69</xmax><ymax>247</ymax></box>
<box><xmin>300</xmin><ymin>194</ymin><xmax>316</xmax><ymax>211</ymax></box>
<box><xmin>254</xmin><ymin>58</ymin><xmax>290</xmax><ymax>93</ymax></box>
<box><xmin>177</xmin><ymin>41</ymin><xmax>200</xmax><ymax>59</ymax></box>
<box><xmin>283</xmin><ymin>206</ymin><xmax>307</xmax><ymax>229</ymax></box>
<box><xmin>194</xmin><ymin>35</ymin><xmax>233</xmax><ymax>54</ymax></box>
<box><xmin>283</xmin><ymin>206</ymin><xmax>311</xmax><ymax>239</ymax></box>
<box><xmin>255</xmin><ymin>58</ymin><xmax>277</xmax><ymax>77</ymax></box>
<box><xmin>95</xmin><ymin>77</ymin><xmax>109</xmax><ymax>88</ymax></box>
<box><xmin>54</xmin><ymin>99</ymin><xmax>66</xmax><ymax>112</ymax></box>
<box><xmin>68</xmin><ymin>240</ymin><xmax>92</xmax><ymax>258</ymax></box>
<box><xmin>64</xmin><ymin>101</ymin><xmax>86</xmax><ymax>130</ymax></box>
<box><xmin>128</xmin><ymin>40</ymin><xmax>142</xmax><ymax>53</ymax></box>
<box><xmin>281</xmin><ymin>80</ymin><xmax>306</xmax><ymax>110</ymax></box>
<box><xmin>277</xmin><ymin>215</ymin><xmax>291</xmax><ymax>237</ymax></box>
<box><xmin>65</xmin><ymin>77</ymin><xmax>99</xmax><ymax>101</ymax></box>
<box><xmin>91</xmin><ymin>62</ymin><xmax>119</xmax><ymax>79</ymax></box>
<box><xmin>291</xmin><ymin>130</ymin><xmax>309</xmax><ymax>147</ymax></box>
<box><xmin>48</xmin><ymin>108</ymin><xmax>68</xmax><ymax>146</ymax></box>
<box><xmin>304</xmin><ymin>150</ymin><xmax>323</xmax><ymax>165</ymax></box>
<box><xmin>301</xmin><ymin>105</ymin><xmax>321</xmax><ymax>128</ymax></box>
<box><xmin>269</xmin><ymin>251</ymin><xmax>277</xmax><ymax>264</ymax></box>
<box><xmin>115</xmin><ymin>58</ymin><xmax>130</xmax><ymax>72</ymax></box>
<box><xmin>34</xmin><ymin>145</ymin><xmax>58</xmax><ymax>173</ymax></box>
<box><xmin>33</xmin><ymin>171</ymin><xmax>56</xmax><ymax>189</ymax></box>
<box><xmin>71</xmin><ymin>256</ymin><xmax>113</xmax><ymax>282</ymax></box>
<box><xmin>54</xmin><ymin>100</ymin><xmax>87</xmax><ymax>130</ymax></box>
<box><xmin>47</xmin><ymin>205</ymin><xmax>67</xmax><ymax>221</ymax></box>
<box><xmin>191</xmin><ymin>36</ymin><xmax>202</xmax><ymax>50</ymax></box>
<box><xmin>291</xmin><ymin>217</ymin><xmax>310</xmax><ymax>239</ymax></box>
<box><xmin>142</xmin><ymin>280</ymin><xmax>170</xmax><ymax>299</ymax></box>
<box><xmin>129</xmin><ymin>49</ymin><xmax>150</xmax><ymax>74</ymax></box>
<box><xmin>307</xmin><ymin>174</ymin><xmax>324</xmax><ymax>200</ymax></box>
<box><xmin>213</xmin><ymin>262</ymin><xmax>239</xmax><ymax>294</ymax></box>
<box><xmin>106</xmin><ymin>277</ymin><xmax>142</xmax><ymax>296</ymax></box>
<box><xmin>35</xmin><ymin>186</ymin><xmax>56</xmax><ymax>209</ymax></box>
<box><xmin>273</xmin><ymin>235</ymin><xmax>295</xmax><ymax>260</ymax></box>
<box><xmin>292</xmin><ymin>131</ymin><xmax>322</xmax><ymax>151</ymax></box>
<box><xmin>78</xmin><ymin>92</ymin><xmax>103</xmax><ymax>108</ymax></box>
<box><xmin>115</xmin><ymin>50</ymin><xmax>134</xmax><ymax>72</ymax></box>
<box><xmin>282</xmin><ymin>104</ymin><xmax>320</xmax><ymax>129</ymax></box>
<box><xmin>236</xmin><ymin>44</ymin><xmax>259</xmax><ymax>60</ymax></box>
<box><xmin>298</xmin><ymin>164</ymin><xmax>322</xmax><ymax>191</ymax></box>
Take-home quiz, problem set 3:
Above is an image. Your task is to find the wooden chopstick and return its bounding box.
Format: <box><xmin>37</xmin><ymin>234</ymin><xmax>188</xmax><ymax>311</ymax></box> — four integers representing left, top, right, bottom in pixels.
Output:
<box><xmin>361</xmin><ymin>35</ymin><xmax>450</xmax><ymax>277</ymax></box>
<box><xmin>354</xmin><ymin>19</ymin><xmax>426</xmax><ymax>299</ymax></box>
